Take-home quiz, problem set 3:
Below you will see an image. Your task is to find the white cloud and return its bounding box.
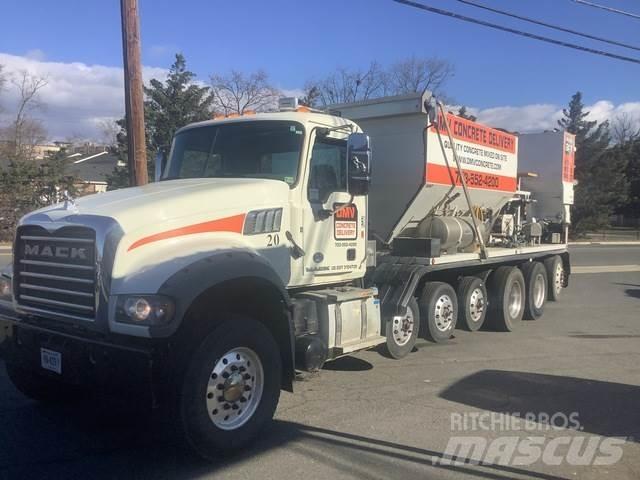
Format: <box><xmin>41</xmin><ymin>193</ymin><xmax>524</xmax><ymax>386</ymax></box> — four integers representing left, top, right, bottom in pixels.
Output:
<box><xmin>465</xmin><ymin>101</ymin><xmax>640</xmax><ymax>134</ymax></box>
<box><xmin>0</xmin><ymin>52</ymin><xmax>167</xmax><ymax>141</ymax></box>
<box><xmin>471</xmin><ymin>104</ymin><xmax>562</xmax><ymax>133</ymax></box>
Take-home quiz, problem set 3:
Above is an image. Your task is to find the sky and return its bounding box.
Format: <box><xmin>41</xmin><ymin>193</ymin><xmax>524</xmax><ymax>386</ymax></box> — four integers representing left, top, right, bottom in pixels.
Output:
<box><xmin>0</xmin><ymin>0</ymin><xmax>638</xmax><ymax>140</ymax></box>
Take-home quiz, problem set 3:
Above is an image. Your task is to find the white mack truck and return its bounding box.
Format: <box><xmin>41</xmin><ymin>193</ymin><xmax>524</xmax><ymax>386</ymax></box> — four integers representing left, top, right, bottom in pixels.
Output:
<box><xmin>0</xmin><ymin>91</ymin><xmax>573</xmax><ymax>458</ymax></box>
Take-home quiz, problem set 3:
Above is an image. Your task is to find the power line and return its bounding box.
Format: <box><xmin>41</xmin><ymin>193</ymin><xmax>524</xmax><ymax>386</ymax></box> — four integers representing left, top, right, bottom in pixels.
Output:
<box><xmin>569</xmin><ymin>0</ymin><xmax>640</xmax><ymax>20</ymax></box>
<box><xmin>392</xmin><ymin>0</ymin><xmax>640</xmax><ymax>65</ymax></box>
<box><xmin>456</xmin><ymin>0</ymin><xmax>640</xmax><ymax>52</ymax></box>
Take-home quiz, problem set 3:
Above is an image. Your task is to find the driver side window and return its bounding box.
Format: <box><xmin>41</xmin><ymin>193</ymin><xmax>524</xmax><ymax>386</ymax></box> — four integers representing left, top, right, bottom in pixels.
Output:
<box><xmin>308</xmin><ymin>136</ymin><xmax>347</xmax><ymax>203</ymax></box>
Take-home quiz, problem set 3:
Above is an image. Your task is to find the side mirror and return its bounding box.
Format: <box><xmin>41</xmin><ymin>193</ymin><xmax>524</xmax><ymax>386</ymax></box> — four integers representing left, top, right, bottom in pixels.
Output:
<box><xmin>346</xmin><ymin>132</ymin><xmax>371</xmax><ymax>196</ymax></box>
<box><xmin>154</xmin><ymin>150</ymin><xmax>167</xmax><ymax>182</ymax></box>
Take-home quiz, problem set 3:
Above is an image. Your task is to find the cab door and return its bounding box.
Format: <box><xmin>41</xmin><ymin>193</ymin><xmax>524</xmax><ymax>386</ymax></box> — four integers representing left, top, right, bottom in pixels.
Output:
<box><xmin>300</xmin><ymin>131</ymin><xmax>367</xmax><ymax>286</ymax></box>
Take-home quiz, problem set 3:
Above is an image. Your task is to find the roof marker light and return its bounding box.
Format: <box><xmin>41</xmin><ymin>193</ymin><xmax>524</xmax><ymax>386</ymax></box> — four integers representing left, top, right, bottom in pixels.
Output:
<box><xmin>278</xmin><ymin>97</ymin><xmax>299</xmax><ymax>111</ymax></box>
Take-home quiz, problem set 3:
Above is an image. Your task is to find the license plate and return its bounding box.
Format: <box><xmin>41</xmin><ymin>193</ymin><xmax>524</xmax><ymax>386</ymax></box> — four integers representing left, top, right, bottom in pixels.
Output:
<box><xmin>40</xmin><ymin>348</ymin><xmax>62</xmax><ymax>375</ymax></box>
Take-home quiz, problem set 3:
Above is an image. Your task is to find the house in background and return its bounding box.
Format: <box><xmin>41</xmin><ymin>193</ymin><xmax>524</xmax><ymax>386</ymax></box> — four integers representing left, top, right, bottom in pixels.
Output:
<box><xmin>32</xmin><ymin>143</ymin><xmax>63</xmax><ymax>160</ymax></box>
<box><xmin>0</xmin><ymin>140</ymin><xmax>109</xmax><ymax>161</ymax></box>
<box><xmin>68</xmin><ymin>151</ymin><xmax>121</xmax><ymax>194</ymax></box>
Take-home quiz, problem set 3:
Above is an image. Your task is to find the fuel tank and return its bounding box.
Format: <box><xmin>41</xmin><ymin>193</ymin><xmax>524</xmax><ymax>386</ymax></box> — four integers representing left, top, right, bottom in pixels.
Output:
<box><xmin>416</xmin><ymin>216</ymin><xmax>484</xmax><ymax>253</ymax></box>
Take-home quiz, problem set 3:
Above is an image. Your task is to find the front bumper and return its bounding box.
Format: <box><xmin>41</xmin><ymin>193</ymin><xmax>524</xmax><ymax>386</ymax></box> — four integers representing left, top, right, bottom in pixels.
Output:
<box><xmin>0</xmin><ymin>302</ymin><xmax>162</xmax><ymax>402</ymax></box>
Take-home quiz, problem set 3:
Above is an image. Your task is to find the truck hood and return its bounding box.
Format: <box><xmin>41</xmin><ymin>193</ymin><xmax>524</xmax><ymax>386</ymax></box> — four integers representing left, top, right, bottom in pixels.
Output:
<box><xmin>23</xmin><ymin>178</ymin><xmax>290</xmax><ymax>233</ymax></box>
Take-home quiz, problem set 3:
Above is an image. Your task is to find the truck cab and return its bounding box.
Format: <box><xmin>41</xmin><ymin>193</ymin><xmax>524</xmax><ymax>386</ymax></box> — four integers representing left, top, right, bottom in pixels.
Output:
<box><xmin>159</xmin><ymin>109</ymin><xmax>370</xmax><ymax>290</ymax></box>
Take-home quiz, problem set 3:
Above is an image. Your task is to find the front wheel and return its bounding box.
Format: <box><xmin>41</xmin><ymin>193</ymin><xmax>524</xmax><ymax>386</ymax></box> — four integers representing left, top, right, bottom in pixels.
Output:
<box><xmin>383</xmin><ymin>297</ymin><xmax>420</xmax><ymax>359</ymax></box>
<box><xmin>177</xmin><ymin>317</ymin><xmax>281</xmax><ymax>459</ymax></box>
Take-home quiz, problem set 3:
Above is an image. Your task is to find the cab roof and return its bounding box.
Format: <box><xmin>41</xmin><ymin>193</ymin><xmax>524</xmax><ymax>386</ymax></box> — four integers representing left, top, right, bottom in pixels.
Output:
<box><xmin>176</xmin><ymin>110</ymin><xmax>359</xmax><ymax>136</ymax></box>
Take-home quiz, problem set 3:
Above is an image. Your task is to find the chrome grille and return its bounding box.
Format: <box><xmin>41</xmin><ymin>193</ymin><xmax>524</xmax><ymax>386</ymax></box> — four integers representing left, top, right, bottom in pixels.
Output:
<box><xmin>15</xmin><ymin>225</ymin><xmax>97</xmax><ymax>321</ymax></box>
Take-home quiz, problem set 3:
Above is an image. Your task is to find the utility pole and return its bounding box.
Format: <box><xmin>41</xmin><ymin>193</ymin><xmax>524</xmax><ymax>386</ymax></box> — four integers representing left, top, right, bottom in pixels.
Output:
<box><xmin>120</xmin><ymin>0</ymin><xmax>148</xmax><ymax>186</ymax></box>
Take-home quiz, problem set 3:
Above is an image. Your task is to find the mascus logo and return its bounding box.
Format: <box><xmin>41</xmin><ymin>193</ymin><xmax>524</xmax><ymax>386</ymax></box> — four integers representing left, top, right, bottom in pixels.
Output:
<box><xmin>24</xmin><ymin>244</ymin><xmax>88</xmax><ymax>260</ymax></box>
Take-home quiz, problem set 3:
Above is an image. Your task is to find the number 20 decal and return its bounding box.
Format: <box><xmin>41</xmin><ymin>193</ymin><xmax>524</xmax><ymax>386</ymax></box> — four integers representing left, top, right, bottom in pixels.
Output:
<box><xmin>267</xmin><ymin>234</ymin><xmax>280</xmax><ymax>246</ymax></box>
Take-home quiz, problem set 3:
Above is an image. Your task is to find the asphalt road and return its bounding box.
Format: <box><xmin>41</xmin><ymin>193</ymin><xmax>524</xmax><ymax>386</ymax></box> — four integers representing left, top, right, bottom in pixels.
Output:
<box><xmin>0</xmin><ymin>245</ymin><xmax>639</xmax><ymax>479</ymax></box>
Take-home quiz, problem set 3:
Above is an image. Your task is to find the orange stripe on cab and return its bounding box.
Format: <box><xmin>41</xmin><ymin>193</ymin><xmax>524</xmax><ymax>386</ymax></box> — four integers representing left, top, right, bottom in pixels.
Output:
<box><xmin>128</xmin><ymin>214</ymin><xmax>246</xmax><ymax>251</ymax></box>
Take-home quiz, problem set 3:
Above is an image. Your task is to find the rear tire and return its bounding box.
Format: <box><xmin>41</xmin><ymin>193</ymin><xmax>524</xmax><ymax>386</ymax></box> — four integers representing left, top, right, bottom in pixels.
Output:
<box><xmin>487</xmin><ymin>266</ymin><xmax>525</xmax><ymax>332</ymax></box>
<box><xmin>176</xmin><ymin>316</ymin><xmax>281</xmax><ymax>459</ymax></box>
<box><xmin>456</xmin><ymin>276</ymin><xmax>487</xmax><ymax>331</ymax></box>
<box><xmin>419</xmin><ymin>282</ymin><xmax>458</xmax><ymax>343</ymax></box>
<box><xmin>521</xmin><ymin>262</ymin><xmax>547</xmax><ymax>320</ymax></box>
<box><xmin>544</xmin><ymin>255</ymin><xmax>564</xmax><ymax>301</ymax></box>
<box><xmin>383</xmin><ymin>297</ymin><xmax>420</xmax><ymax>359</ymax></box>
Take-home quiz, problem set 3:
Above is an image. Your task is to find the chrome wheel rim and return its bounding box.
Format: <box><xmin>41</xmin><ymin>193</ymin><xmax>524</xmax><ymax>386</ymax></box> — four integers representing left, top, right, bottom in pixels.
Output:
<box><xmin>206</xmin><ymin>347</ymin><xmax>263</xmax><ymax>431</ymax></box>
<box><xmin>469</xmin><ymin>287</ymin><xmax>485</xmax><ymax>323</ymax></box>
<box><xmin>533</xmin><ymin>273</ymin><xmax>546</xmax><ymax>309</ymax></box>
<box><xmin>508</xmin><ymin>281</ymin><xmax>523</xmax><ymax>318</ymax></box>
<box><xmin>434</xmin><ymin>294</ymin><xmax>454</xmax><ymax>331</ymax></box>
<box><xmin>554</xmin><ymin>263</ymin><xmax>563</xmax><ymax>296</ymax></box>
<box><xmin>393</xmin><ymin>306</ymin><xmax>415</xmax><ymax>346</ymax></box>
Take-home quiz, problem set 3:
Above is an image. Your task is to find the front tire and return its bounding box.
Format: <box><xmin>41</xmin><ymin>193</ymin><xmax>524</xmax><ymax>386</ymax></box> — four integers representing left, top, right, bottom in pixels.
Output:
<box><xmin>383</xmin><ymin>297</ymin><xmax>420</xmax><ymax>359</ymax></box>
<box><xmin>177</xmin><ymin>317</ymin><xmax>281</xmax><ymax>459</ymax></box>
<box><xmin>419</xmin><ymin>282</ymin><xmax>458</xmax><ymax>343</ymax></box>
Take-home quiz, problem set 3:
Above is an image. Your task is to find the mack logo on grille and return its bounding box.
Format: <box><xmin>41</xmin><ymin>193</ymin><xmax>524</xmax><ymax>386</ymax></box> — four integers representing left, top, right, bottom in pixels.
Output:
<box><xmin>24</xmin><ymin>244</ymin><xmax>88</xmax><ymax>260</ymax></box>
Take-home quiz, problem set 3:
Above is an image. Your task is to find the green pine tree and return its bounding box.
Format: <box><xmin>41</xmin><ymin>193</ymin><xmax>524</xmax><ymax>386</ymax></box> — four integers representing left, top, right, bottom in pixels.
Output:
<box><xmin>145</xmin><ymin>53</ymin><xmax>214</xmax><ymax>154</ymax></box>
<box><xmin>617</xmin><ymin>138</ymin><xmax>640</xmax><ymax>226</ymax></box>
<box><xmin>107</xmin><ymin>53</ymin><xmax>214</xmax><ymax>190</ymax></box>
<box><xmin>558</xmin><ymin>92</ymin><xmax>627</xmax><ymax>234</ymax></box>
<box><xmin>0</xmin><ymin>149</ymin><xmax>77</xmax><ymax>241</ymax></box>
<box><xmin>105</xmin><ymin>117</ymin><xmax>140</xmax><ymax>190</ymax></box>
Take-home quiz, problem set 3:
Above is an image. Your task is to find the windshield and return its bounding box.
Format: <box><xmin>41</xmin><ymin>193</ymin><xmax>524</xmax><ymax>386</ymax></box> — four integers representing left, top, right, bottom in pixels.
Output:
<box><xmin>163</xmin><ymin>120</ymin><xmax>305</xmax><ymax>185</ymax></box>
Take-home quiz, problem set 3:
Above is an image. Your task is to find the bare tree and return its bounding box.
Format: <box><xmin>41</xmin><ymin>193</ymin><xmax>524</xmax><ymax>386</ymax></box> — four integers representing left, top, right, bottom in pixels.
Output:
<box><xmin>97</xmin><ymin>118</ymin><xmax>121</xmax><ymax>148</ymax></box>
<box><xmin>300</xmin><ymin>83</ymin><xmax>321</xmax><ymax>108</ymax></box>
<box><xmin>307</xmin><ymin>56</ymin><xmax>454</xmax><ymax>108</ymax></box>
<box><xmin>309</xmin><ymin>62</ymin><xmax>387</xmax><ymax>107</ymax></box>
<box><xmin>457</xmin><ymin>106</ymin><xmax>477</xmax><ymax>121</ymax></box>
<box><xmin>388</xmin><ymin>56</ymin><xmax>454</xmax><ymax>96</ymax></box>
<box><xmin>611</xmin><ymin>112</ymin><xmax>640</xmax><ymax>145</ymax></box>
<box><xmin>3</xmin><ymin>71</ymin><xmax>49</xmax><ymax>160</ymax></box>
<box><xmin>210</xmin><ymin>70</ymin><xmax>280</xmax><ymax>115</ymax></box>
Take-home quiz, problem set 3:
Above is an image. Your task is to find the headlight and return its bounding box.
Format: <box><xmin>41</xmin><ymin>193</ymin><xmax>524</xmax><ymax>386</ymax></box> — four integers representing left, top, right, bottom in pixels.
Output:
<box><xmin>116</xmin><ymin>295</ymin><xmax>175</xmax><ymax>326</ymax></box>
<box><xmin>125</xmin><ymin>297</ymin><xmax>152</xmax><ymax>321</ymax></box>
<box><xmin>0</xmin><ymin>276</ymin><xmax>12</xmax><ymax>302</ymax></box>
